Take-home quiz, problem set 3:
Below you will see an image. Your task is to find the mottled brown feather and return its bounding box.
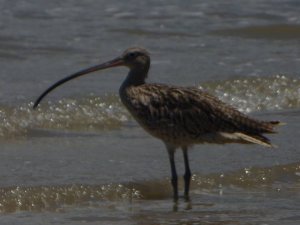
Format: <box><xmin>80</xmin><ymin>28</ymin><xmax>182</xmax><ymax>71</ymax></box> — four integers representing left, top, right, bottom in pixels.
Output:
<box><xmin>120</xmin><ymin>83</ymin><xmax>278</xmax><ymax>147</ymax></box>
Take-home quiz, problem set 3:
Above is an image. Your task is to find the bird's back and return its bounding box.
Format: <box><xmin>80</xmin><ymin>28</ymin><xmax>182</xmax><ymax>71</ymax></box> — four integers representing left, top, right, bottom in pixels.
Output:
<box><xmin>120</xmin><ymin>83</ymin><xmax>279</xmax><ymax>147</ymax></box>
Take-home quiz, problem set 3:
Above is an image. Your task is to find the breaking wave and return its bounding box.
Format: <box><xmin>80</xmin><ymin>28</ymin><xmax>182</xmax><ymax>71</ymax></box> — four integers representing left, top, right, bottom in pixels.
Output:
<box><xmin>0</xmin><ymin>75</ymin><xmax>299</xmax><ymax>138</ymax></box>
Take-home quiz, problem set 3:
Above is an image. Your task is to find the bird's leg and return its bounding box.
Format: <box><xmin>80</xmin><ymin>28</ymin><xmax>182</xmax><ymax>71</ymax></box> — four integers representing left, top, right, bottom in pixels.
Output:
<box><xmin>166</xmin><ymin>144</ymin><xmax>178</xmax><ymax>201</ymax></box>
<box><xmin>182</xmin><ymin>147</ymin><xmax>191</xmax><ymax>200</ymax></box>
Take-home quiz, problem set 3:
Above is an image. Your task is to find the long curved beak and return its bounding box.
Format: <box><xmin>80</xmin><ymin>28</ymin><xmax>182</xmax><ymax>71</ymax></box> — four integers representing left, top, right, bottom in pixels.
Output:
<box><xmin>33</xmin><ymin>56</ymin><xmax>124</xmax><ymax>109</ymax></box>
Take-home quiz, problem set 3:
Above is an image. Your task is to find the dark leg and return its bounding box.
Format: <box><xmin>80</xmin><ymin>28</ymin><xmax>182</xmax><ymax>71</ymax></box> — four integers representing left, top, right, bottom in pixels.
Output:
<box><xmin>182</xmin><ymin>147</ymin><xmax>191</xmax><ymax>200</ymax></box>
<box><xmin>166</xmin><ymin>144</ymin><xmax>178</xmax><ymax>201</ymax></box>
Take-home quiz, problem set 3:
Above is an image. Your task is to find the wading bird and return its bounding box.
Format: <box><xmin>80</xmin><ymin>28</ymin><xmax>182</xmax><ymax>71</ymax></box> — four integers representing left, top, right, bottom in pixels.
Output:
<box><xmin>33</xmin><ymin>47</ymin><xmax>280</xmax><ymax>201</ymax></box>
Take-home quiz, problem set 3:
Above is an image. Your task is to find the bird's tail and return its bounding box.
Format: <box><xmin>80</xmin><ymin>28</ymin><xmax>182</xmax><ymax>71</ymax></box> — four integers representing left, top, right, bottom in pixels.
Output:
<box><xmin>234</xmin><ymin>120</ymin><xmax>283</xmax><ymax>147</ymax></box>
<box><xmin>259</xmin><ymin>120</ymin><xmax>284</xmax><ymax>134</ymax></box>
<box><xmin>269</xmin><ymin>120</ymin><xmax>285</xmax><ymax>126</ymax></box>
<box><xmin>234</xmin><ymin>132</ymin><xmax>275</xmax><ymax>148</ymax></box>
<box><xmin>268</xmin><ymin>121</ymin><xmax>285</xmax><ymax>126</ymax></box>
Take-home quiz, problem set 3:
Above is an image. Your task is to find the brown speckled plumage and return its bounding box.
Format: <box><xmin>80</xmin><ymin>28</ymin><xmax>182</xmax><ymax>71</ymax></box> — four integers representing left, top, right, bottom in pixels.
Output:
<box><xmin>121</xmin><ymin>83</ymin><xmax>278</xmax><ymax>147</ymax></box>
<box><xmin>33</xmin><ymin>47</ymin><xmax>281</xmax><ymax>201</ymax></box>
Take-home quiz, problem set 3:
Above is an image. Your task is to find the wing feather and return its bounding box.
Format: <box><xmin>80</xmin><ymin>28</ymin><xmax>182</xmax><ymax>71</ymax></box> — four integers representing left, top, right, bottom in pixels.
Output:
<box><xmin>123</xmin><ymin>84</ymin><xmax>279</xmax><ymax>146</ymax></box>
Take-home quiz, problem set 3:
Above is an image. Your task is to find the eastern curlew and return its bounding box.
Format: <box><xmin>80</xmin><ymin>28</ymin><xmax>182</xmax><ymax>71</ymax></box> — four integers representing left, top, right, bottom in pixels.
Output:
<box><xmin>33</xmin><ymin>47</ymin><xmax>280</xmax><ymax>201</ymax></box>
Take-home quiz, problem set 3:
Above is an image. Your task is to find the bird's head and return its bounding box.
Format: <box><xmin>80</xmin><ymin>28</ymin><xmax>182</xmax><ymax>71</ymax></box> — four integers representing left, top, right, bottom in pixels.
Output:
<box><xmin>121</xmin><ymin>47</ymin><xmax>150</xmax><ymax>71</ymax></box>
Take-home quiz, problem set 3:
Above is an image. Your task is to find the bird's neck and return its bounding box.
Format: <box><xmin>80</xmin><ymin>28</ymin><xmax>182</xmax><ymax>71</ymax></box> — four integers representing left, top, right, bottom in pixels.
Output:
<box><xmin>121</xmin><ymin>67</ymin><xmax>149</xmax><ymax>89</ymax></box>
<box><xmin>119</xmin><ymin>67</ymin><xmax>148</xmax><ymax>108</ymax></box>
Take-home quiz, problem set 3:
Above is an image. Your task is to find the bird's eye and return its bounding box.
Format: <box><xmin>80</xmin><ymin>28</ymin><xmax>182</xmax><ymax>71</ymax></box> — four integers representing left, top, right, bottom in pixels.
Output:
<box><xmin>128</xmin><ymin>52</ymin><xmax>137</xmax><ymax>58</ymax></box>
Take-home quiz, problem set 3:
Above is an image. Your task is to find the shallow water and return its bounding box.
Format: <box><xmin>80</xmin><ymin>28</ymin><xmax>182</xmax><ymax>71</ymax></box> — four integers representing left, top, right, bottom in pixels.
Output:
<box><xmin>1</xmin><ymin>0</ymin><xmax>300</xmax><ymax>224</ymax></box>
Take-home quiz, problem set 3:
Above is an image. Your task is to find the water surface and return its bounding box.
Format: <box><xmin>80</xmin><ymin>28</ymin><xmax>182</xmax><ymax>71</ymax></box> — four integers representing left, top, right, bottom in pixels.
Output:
<box><xmin>0</xmin><ymin>0</ymin><xmax>300</xmax><ymax>224</ymax></box>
